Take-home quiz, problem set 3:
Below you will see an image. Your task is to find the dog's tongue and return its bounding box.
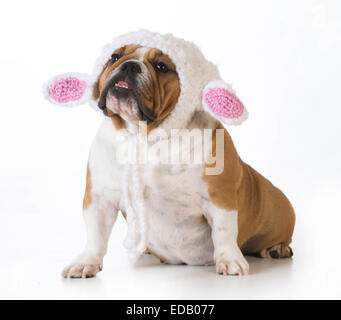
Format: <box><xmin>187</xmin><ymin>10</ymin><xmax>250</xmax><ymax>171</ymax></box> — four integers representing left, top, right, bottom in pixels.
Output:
<box><xmin>115</xmin><ymin>81</ymin><xmax>129</xmax><ymax>89</ymax></box>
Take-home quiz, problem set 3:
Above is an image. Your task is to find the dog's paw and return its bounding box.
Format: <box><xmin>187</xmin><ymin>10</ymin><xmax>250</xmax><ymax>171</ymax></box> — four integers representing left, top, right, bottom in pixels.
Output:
<box><xmin>215</xmin><ymin>253</ymin><xmax>249</xmax><ymax>276</ymax></box>
<box><xmin>62</xmin><ymin>263</ymin><xmax>102</xmax><ymax>279</ymax></box>
<box><xmin>62</xmin><ymin>252</ymin><xmax>103</xmax><ymax>279</ymax></box>
<box><xmin>259</xmin><ymin>244</ymin><xmax>293</xmax><ymax>259</ymax></box>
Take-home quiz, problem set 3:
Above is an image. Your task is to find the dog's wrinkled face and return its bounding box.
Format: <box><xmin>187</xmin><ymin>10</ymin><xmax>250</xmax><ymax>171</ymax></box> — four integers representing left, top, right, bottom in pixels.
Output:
<box><xmin>93</xmin><ymin>45</ymin><xmax>180</xmax><ymax>131</ymax></box>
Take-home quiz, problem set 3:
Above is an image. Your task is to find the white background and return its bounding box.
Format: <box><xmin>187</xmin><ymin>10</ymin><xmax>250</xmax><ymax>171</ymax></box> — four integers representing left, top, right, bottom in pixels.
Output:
<box><xmin>0</xmin><ymin>0</ymin><xmax>340</xmax><ymax>299</ymax></box>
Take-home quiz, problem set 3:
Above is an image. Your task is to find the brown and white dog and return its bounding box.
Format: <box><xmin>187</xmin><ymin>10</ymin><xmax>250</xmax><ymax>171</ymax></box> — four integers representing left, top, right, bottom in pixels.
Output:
<box><xmin>45</xmin><ymin>31</ymin><xmax>295</xmax><ymax>278</ymax></box>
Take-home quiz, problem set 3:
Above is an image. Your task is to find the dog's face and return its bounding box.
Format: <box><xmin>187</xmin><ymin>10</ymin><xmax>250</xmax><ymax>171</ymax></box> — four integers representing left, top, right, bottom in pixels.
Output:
<box><xmin>93</xmin><ymin>45</ymin><xmax>181</xmax><ymax>131</ymax></box>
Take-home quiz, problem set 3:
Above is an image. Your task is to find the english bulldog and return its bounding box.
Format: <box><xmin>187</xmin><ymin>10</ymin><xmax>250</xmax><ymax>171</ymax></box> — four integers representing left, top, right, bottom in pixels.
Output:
<box><xmin>44</xmin><ymin>31</ymin><xmax>295</xmax><ymax>278</ymax></box>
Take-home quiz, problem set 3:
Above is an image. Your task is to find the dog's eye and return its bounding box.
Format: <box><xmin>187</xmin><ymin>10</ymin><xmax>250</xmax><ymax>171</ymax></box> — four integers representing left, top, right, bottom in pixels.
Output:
<box><xmin>111</xmin><ymin>54</ymin><xmax>121</xmax><ymax>63</ymax></box>
<box><xmin>155</xmin><ymin>62</ymin><xmax>170</xmax><ymax>73</ymax></box>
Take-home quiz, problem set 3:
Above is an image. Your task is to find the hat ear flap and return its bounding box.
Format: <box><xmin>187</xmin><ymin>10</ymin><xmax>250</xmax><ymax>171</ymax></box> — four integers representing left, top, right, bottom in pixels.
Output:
<box><xmin>203</xmin><ymin>80</ymin><xmax>248</xmax><ymax>126</ymax></box>
<box><xmin>43</xmin><ymin>73</ymin><xmax>92</xmax><ymax>107</ymax></box>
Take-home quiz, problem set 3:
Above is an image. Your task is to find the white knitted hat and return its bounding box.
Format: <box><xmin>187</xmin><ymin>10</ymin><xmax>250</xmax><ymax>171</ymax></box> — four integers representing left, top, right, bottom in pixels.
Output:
<box><xmin>43</xmin><ymin>30</ymin><xmax>248</xmax><ymax>128</ymax></box>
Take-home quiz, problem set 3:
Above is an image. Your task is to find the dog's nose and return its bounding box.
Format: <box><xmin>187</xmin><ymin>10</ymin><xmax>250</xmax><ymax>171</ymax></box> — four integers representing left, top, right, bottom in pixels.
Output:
<box><xmin>120</xmin><ymin>61</ymin><xmax>141</xmax><ymax>74</ymax></box>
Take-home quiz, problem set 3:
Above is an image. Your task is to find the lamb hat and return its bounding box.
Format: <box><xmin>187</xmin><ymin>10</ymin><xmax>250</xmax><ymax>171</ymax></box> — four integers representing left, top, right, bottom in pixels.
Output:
<box><xmin>43</xmin><ymin>30</ymin><xmax>248</xmax><ymax>129</ymax></box>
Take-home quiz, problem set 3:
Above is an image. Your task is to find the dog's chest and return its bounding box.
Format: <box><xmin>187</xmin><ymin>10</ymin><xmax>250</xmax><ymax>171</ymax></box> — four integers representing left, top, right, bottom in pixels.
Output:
<box><xmin>91</xmin><ymin>119</ymin><xmax>215</xmax><ymax>265</ymax></box>
<box><xmin>130</xmin><ymin>164</ymin><xmax>214</xmax><ymax>265</ymax></box>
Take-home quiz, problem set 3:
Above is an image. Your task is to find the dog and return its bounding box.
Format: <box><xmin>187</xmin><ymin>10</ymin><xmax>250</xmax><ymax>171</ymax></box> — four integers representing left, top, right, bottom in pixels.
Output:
<box><xmin>44</xmin><ymin>31</ymin><xmax>295</xmax><ymax>278</ymax></box>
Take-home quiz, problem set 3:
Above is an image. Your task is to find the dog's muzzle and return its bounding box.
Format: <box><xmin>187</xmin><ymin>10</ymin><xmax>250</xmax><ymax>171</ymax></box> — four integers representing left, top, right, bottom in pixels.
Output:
<box><xmin>98</xmin><ymin>61</ymin><xmax>142</xmax><ymax>110</ymax></box>
<box><xmin>97</xmin><ymin>60</ymin><xmax>156</xmax><ymax>124</ymax></box>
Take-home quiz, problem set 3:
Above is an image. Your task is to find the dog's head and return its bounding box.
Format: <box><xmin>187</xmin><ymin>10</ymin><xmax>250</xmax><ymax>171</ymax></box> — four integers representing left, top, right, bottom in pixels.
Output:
<box><xmin>44</xmin><ymin>30</ymin><xmax>248</xmax><ymax>133</ymax></box>
<box><xmin>93</xmin><ymin>45</ymin><xmax>180</xmax><ymax>131</ymax></box>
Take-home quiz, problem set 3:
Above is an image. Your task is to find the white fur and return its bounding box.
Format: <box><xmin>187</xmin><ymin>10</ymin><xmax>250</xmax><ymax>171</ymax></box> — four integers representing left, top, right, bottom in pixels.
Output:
<box><xmin>203</xmin><ymin>202</ymin><xmax>249</xmax><ymax>275</ymax></box>
<box><xmin>62</xmin><ymin>193</ymin><xmax>119</xmax><ymax>278</ymax></box>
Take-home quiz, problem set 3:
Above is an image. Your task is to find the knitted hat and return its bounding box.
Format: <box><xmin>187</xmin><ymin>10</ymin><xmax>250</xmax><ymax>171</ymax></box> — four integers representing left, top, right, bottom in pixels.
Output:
<box><xmin>43</xmin><ymin>30</ymin><xmax>248</xmax><ymax>128</ymax></box>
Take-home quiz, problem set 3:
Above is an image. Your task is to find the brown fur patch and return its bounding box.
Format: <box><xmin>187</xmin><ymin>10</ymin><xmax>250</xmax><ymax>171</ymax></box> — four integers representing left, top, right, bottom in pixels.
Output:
<box><xmin>197</xmin><ymin>215</ymin><xmax>208</xmax><ymax>224</ymax></box>
<box><xmin>203</xmin><ymin>124</ymin><xmax>295</xmax><ymax>253</ymax></box>
<box><xmin>110</xmin><ymin>114</ymin><xmax>126</xmax><ymax>130</ymax></box>
<box><xmin>83</xmin><ymin>163</ymin><xmax>92</xmax><ymax>210</ymax></box>
<box><xmin>203</xmin><ymin>123</ymin><xmax>241</xmax><ymax>211</ymax></box>
<box><xmin>142</xmin><ymin>49</ymin><xmax>180</xmax><ymax>133</ymax></box>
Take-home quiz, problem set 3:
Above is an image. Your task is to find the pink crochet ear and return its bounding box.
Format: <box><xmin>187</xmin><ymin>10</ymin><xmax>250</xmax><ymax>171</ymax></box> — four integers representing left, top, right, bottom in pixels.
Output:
<box><xmin>203</xmin><ymin>80</ymin><xmax>248</xmax><ymax>126</ymax></box>
<box><xmin>43</xmin><ymin>73</ymin><xmax>91</xmax><ymax>107</ymax></box>
<box><xmin>205</xmin><ymin>88</ymin><xmax>244</xmax><ymax>118</ymax></box>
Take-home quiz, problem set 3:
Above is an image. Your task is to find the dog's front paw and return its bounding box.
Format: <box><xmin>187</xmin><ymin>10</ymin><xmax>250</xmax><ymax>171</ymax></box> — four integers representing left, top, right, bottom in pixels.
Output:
<box><xmin>62</xmin><ymin>252</ymin><xmax>103</xmax><ymax>279</ymax></box>
<box><xmin>215</xmin><ymin>253</ymin><xmax>249</xmax><ymax>276</ymax></box>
